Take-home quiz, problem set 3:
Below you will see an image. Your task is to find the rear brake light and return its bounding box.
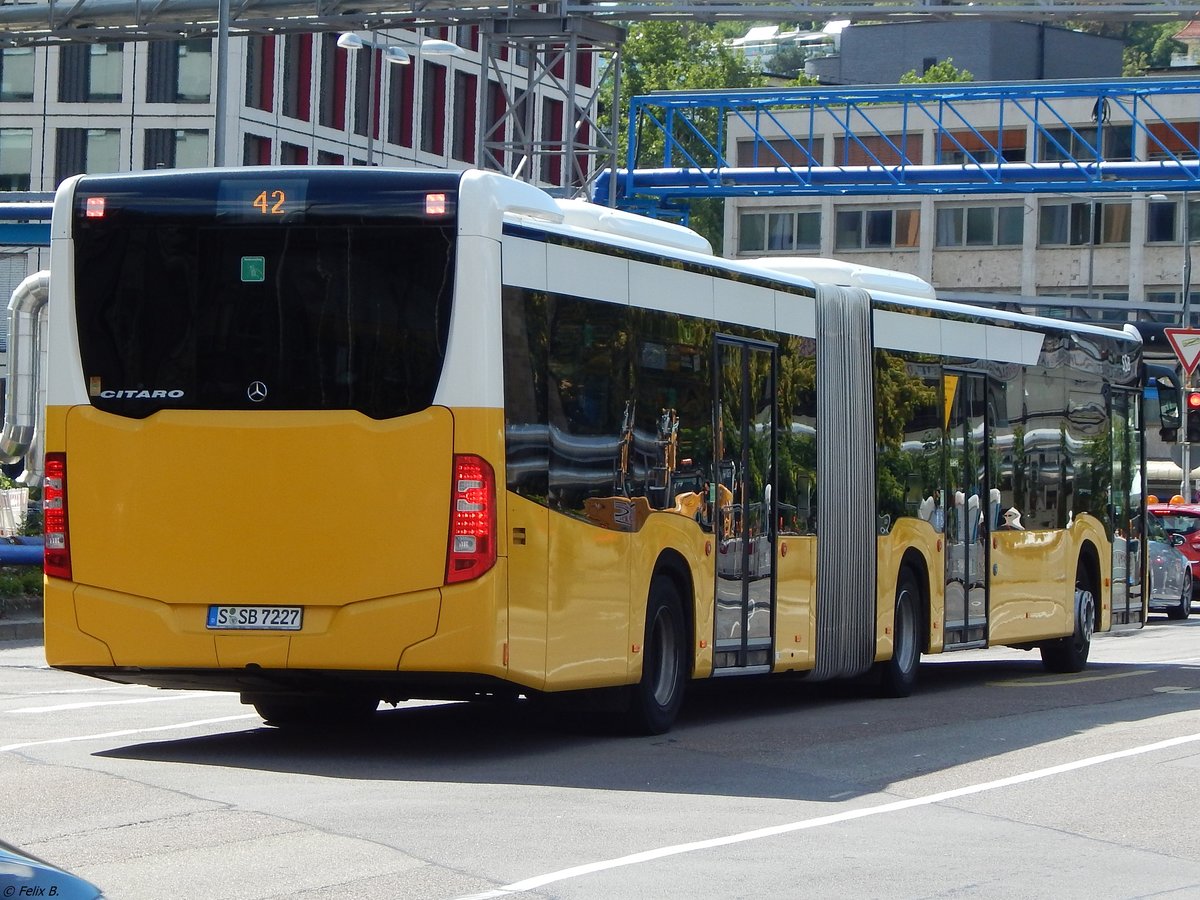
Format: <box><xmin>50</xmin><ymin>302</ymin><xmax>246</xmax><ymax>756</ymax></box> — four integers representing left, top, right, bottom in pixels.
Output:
<box><xmin>44</xmin><ymin>452</ymin><xmax>71</xmax><ymax>580</ymax></box>
<box><xmin>445</xmin><ymin>454</ymin><xmax>496</xmax><ymax>584</ymax></box>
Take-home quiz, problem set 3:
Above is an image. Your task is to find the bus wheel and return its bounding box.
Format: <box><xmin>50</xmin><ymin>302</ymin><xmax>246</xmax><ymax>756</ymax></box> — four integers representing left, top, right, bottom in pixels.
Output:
<box><xmin>1040</xmin><ymin>564</ymin><xmax>1095</xmax><ymax>673</ymax></box>
<box><xmin>1167</xmin><ymin>570</ymin><xmax>1192</xmax><ymax>621</ymax></box>
<box><xmin>879</xmin><ymin>567</ymin><xmax>921</xmax><ymax>698</ymax></box>
<box><xmin>246</xmin><ymin>692</ymin><xmax>379</xmax><ymax>729</ymax></box>
<box><xmin>626</xmin><ymin>577</ymin><xmax>687</xmax><ymax>735</ymax></box>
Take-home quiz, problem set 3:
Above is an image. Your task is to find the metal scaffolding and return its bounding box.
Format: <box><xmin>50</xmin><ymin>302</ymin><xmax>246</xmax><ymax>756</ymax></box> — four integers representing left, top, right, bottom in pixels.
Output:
<box><xmin>0</xmin><ymin>1</ymin><xmax>1199</xmax><ymax>45</ymax></box>
<box><xmin>597</xmin><ymin>78</ymin><xmax>1200</xmax><ymax>208</ymax></box>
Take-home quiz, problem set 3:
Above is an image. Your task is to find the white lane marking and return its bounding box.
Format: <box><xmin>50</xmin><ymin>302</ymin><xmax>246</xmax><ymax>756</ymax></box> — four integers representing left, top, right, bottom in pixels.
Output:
<box><xmin>0</xmin><ymin>715</ymin><xmax>259</xmax><ymax>752</ymax></box>
<box><xmin>10</xmin><ymin>692</ymin><xmax>225</xmax><ymax>713</ymax></box>
<box><xmin>17</xmin><ymin>686</ymin><xmax>134</xmax><ymax>696</ymax></box>
<box><xmin>458</xmin><ymin>731</ymin><xmax>1200</xmax><ymax>900</ymax></box>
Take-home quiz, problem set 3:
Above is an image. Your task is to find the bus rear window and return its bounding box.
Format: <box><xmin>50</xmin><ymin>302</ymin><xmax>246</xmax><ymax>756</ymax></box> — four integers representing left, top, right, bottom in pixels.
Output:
<box><xmin>72</xmin><ymin>177</ymin><xmax>456</xmax><ymax>420</ymax></box>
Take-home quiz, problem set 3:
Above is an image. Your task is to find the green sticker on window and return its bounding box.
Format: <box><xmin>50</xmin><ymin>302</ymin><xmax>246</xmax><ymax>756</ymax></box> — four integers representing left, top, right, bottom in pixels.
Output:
<box><xmin>241</xmin><ymin>256</ymin><xmax>265</xmax><ymax>282</ymax></box>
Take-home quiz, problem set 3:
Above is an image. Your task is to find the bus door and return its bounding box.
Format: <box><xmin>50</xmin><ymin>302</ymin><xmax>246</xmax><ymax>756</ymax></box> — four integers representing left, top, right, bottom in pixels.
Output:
<box><xmin>944</xmin><ymin>372</ymin><xmax>990</xmax><ymax>646</ymax></box>
<box><xmin>713</xmin><ymin>337</ymin><xmax>778</xmax><ymax>672</ymax></box>
<box><xmin>1110</xmin><ymin>388</ymin><xmax>1144</xmax><ymax>624</ymax></box>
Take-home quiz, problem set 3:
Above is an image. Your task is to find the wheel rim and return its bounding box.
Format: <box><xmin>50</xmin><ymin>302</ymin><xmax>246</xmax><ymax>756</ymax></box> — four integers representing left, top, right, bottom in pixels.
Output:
<box><xmin>1076</xmin><ymin>588</ymin><xmax>1095</xmax><ymax>646</ymax></box>
<box><xmin>895</xmin><ymin>588</ymin><xmax>916</xmax><ymax>674</ymax></box>
<box><xmin>1183</xmin><ymin>574</ymin><xmax>1193</xmax><ymax>612</ymax></box>
<box><xmin>650</xmin><ymin>607</ymin><xmax>680</xmax><ymax>707</ymax></box>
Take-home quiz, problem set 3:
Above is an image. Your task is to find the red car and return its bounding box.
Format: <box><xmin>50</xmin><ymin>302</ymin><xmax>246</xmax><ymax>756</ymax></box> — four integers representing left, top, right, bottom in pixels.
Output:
<box><xmin>1148</xmin><ymin>500</ymin><xmax>1200</xmax><ymax>599</ymax></box>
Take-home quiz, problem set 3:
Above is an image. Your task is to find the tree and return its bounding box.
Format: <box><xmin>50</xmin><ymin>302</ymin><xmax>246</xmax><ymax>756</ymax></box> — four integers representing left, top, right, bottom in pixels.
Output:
<box><xmin>610</xmin><ymin>22</ymin><xmax>765</xmax><ymax>247</ymax></box>
<box><xmin>899</xmin><ymin>58</ymin><xmax>974</xmax><ymax>84</ymax></box>
<box><xmin>1071</xmin><ymin>21</ymin><xmax>1184</xmax><ymax>75</ymax></box>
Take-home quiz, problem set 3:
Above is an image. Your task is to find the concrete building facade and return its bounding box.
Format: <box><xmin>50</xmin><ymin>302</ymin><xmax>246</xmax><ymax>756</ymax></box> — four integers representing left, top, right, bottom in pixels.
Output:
<box><xmin>0</xmin><ymin>27</ymin><xmax>599</xmax><ymax>293</ymax></box>
<box><xmin>723</xmin><ymin>89</ymin><xmax>1200</xmax><ymax>326</ymax></box>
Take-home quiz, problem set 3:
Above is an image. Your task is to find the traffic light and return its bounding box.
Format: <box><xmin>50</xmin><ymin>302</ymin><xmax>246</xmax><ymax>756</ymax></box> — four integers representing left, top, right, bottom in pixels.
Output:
<box><xmin>1188</xmin><ymin>391</ymin><xmax>1200</xmax><ymax>442</ymax></box>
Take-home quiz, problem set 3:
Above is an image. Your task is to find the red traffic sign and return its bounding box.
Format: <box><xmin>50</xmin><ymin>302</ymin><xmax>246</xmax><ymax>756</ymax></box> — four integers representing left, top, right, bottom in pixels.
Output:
<box><xmin>1166</xmin><ymin>327</ymin><xmax>1200</xmax><ymax>376</ymax></box>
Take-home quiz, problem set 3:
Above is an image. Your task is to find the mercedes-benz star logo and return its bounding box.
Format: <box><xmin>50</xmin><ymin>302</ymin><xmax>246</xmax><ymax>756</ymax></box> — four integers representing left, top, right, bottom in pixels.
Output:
<box><xmin>247</xmin><ymin>381</ymin><xmax>268</xmax><ymax>403</ymax></box>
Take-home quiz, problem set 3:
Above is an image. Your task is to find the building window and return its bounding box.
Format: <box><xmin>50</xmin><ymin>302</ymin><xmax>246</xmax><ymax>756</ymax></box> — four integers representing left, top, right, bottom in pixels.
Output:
<box><xmin>452</xmin><ymin>71</ymin><xmax>477</xmax><ymax>164</ymax></box>
<box><xmin>737</xmin><ymin>137</ymin><xmax>823</xmax><ymax>168</ymax></box>
<box><xmin>738</xmin><ymin>210</ymin><xmax>820</xmax><ymax>253</ymax></box>
<box><xmin>935</xmin><ymin>205</ymin><xmax>1023</xmax><ymax>247</ymax></box>
<box><xmin>316</xmin><ymin>149</ymin><xmax>343</xmax><ymax>165</ymax></box>
<box><xmin>146</xmin><ymin>39</ymin><xmax>211</xmax><ymax>103</ymax></box>
<box><xmin>0</xmin><ymin>47</ymin><xmax>35</xmax><ymax>101</ymax></box>
<box><xmin>243</xmin><ymin>134</ymin><xmax>271</xmax><ymax>166</ymax></box>
<box><xmin>0</xmin><ymin>129</ymin><xmax>33</xmax><ymax>190</ymax></box>
<box><xmin>280</xmin><ymin>142</ymin><xmax>308</xmax><ymax>164</ymax></box>
<box><xmin>1146</xmin><ymin>121</ymin><xmax>1200</xmax><ymax>161</ymax></box>
<box><xmin>144</xmin><ymin>128</ymin><xmax>208</xmax><ymax>169</ymax></box>
<box><xmin>1147</xmin><ymin>197</ymin><xmax>1200</xmax><ymax>244</ymax></box>
<box><xmin>420</xmin><ymin>62</ymin><xmax>446</xmax><ymax>155</ymax></box>
<box><xmin>1039</xmin><ymin>200</ymin><xmax>1131</xmax><ymax>247</ymax></box>
<box><xmin>481</xmin><ymin>79</ymin><xmax>507</xmax><ymax>171</ymax></box>
<box><xmin>55</xmin><ymin>128</ymin><xmax>121</xmax><ymax>183</ymax></box>
<box><xmin>352</xmin><ymin>48</ymin><xmax>380</xmax><ymax>139</ymax></box>
<box><xmin>318</xmin><ymin>34</ymin><xmax>346</xmax><ymax>130</ymax></box>
<box><xmin>387</xmin><ymin>63</ymin><xmax>414</xmax><ymax>148</ymax></box>
<box><xmin>282</xmin><ymin>34</ymin><xmax>313</xmax><ymax>121</ymax></box>
<box><xmin>834</xmin><ymin>207</ymin><xmax>919</xmax><ymax>250</ymax></box>
<box><xmin>177</xmin><ymin>40</ymin><xmax>212</xmax><ymax>101</ymax></box>
<box><xmin>539</xmin><ymin>96</ymin><xmax>562</xmax><ymax>182</ymax></box>
<box><xmin>244</xmin><ymin>36</ymin><xmax>276</xmax><ymax>112</ymax></box>
<box><xmin>1038</xmin><ymin>125</ymin><xmax>1133</xmax><ymax>163</ymax></box>
<box><xmin>59</xmin><ymin>44</ymin><xmax>123</xmax><ymax>102</ymax></box>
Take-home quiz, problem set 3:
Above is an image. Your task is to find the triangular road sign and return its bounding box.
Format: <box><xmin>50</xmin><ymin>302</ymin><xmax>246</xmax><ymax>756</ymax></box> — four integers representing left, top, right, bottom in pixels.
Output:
<box><xmin>1166</xmin><ymin>327</ymin><xmax>1200</xmax><ymax>376</ymax></box>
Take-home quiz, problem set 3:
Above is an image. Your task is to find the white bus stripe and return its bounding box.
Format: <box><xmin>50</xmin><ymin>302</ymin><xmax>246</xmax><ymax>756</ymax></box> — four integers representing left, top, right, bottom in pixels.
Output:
<box><xmin>457</xmin><ymin>731</ymin><xmax>1200</xmax><ymax>900</ymax></box>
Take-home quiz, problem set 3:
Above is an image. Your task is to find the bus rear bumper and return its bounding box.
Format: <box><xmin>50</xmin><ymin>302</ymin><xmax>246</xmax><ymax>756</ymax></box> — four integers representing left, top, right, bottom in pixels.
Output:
<box><xmin>44</xmin><ymin>565</ymin><xmax>512</xmax><ymax>689</ymax></box>
<box><xmin>55</xmin><ymin>664</ymin><xmax>521</xmax><ymax>703</ymax></box>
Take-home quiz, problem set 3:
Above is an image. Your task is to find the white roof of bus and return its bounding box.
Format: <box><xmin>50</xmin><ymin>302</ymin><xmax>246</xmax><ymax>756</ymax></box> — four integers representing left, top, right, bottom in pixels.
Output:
<box><xmin>747</xmin><ymin>256</ymin><xmax>937</xmax><ymax>299</ymax></box>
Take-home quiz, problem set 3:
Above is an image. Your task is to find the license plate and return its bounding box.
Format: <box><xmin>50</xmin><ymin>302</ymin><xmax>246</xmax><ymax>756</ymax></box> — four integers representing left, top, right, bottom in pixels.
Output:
<box><xmin>206</xmin><ymin>605</ymin><xmax>303</xmax><ymax>631</ymax></box>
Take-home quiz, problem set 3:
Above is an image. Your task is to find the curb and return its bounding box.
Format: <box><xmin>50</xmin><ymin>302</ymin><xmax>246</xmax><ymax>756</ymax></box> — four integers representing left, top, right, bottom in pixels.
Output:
<box><xmin>0</xmin><ymin>615</ymin><xmax>42</xmax><ymax>642</ymax></box>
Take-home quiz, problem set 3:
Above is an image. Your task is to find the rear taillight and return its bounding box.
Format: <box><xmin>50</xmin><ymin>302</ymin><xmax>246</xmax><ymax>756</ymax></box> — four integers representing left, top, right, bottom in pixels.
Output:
<box><xmin>445</xmin><ymin>454</ymin><xmax>496</xmax><ymax>585</ymax></box>
<box><xmin>44</xmin><ymin>452</ymin><xmax>71</xmax><ymax>580</ymax></box>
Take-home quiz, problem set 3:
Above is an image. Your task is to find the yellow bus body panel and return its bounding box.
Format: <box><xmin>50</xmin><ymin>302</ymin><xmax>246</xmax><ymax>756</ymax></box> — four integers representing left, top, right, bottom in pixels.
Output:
<box><xmin>46</xmin><ymin>404</ymin><xmax>458</xmax><ymax>671</ymax></box>
<box><xmin>774</xmin><ymin>535</ymin><xmax>816</xmax><ymax>672</ymax></box>
<box><xmin>545</xmin><ymin>511</ymin><xmax>631</xmax><ymax>689</ymax></box>
<box><xmin>505</xmin><ymin>492</ymin><xmax>549</xmax><ymax>690</ymax></box>
<box><xmin>988</xmin><ymin>529</ymin><xmax>1074</xmax><ymax>643</ymax></box>
<box><xmin>631</xmin><ymin>513</ymin><xmax>715</xmax><ymax>681</ymax></box>
<box><xmin>875</xmin><ymin>521</ymin><xmax>943</xmax><ymax>660</ymax></box>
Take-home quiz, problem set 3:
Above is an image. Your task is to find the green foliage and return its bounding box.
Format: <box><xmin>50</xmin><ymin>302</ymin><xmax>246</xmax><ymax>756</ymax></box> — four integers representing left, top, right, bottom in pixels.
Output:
<box><xmin>899</xmin><ymin>58</ymin><xmax>974</xmax><ymax>84</ymax></box>
<box><xmin>766</xmin><ymin>43</ymin><xmax>810</xmax><ymax>79</ymax></box>
<box><xmin>0</xmin><ymin>566</ymin><xmax>41</xmax><ymax>598</ymax></box>
<box><xmin>610</xmin><ymin>22</ymin><xmax>764</xmax><ymax>248</ymax></box>
<box><xmin>1071</xmin><ymin>21</ymin><xmax>1184</xmax><ymax>76</ymax></box>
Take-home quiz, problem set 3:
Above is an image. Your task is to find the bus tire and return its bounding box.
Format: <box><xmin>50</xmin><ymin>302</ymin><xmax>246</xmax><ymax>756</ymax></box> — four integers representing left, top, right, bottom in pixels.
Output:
<box><xmin>1040</xmin><ymin>563</ymin><xmax>1095</xmax><ymax>673</ymax></box>
<box><xmin>246</xmin><ymin>692</ymin><xmax>379</xmax><ymax>729</ymax></box>
<box><xmin>1167</xmin><ymin>570</ymin><xmax>1192</xmax><ymax>621</ymax></box>
<box><xmin>626</xmin><ymin>576</ymin><xmax>687</xmax><ymax>735</ymax></box>
<box><xmin>879</xmin><ymin>567</ymin><xmax>921</xmax><ymax>698</ymax></box>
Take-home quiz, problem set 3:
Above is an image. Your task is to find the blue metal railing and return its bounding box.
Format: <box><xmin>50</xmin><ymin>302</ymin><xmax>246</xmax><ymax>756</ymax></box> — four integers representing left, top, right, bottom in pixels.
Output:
<box><xmin>0</xmin><ymin>198</ymin><xmax>53</xmax><ymax>248</ymax></box>
<box><xmin>597</xmin><ymin>77</ymin><xmax>1200</xmax><ymax>208</ymax></box>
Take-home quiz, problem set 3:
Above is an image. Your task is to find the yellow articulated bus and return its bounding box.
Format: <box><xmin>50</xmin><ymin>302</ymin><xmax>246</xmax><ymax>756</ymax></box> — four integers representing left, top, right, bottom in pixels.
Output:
<box><xmin>3</xmin><ymin>167</ymin><xmax>1159</xmax><ymax>734</ymax></box>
